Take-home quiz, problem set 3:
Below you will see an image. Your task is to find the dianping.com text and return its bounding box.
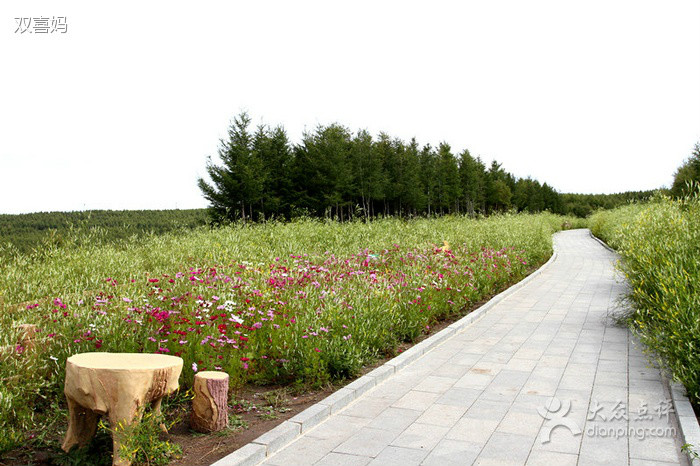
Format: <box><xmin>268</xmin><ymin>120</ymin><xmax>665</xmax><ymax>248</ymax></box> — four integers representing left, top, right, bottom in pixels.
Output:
<box><xmin>586</xmin><ymin>424</ymin><xmax>677</xmax><ymax>440</ymax></box>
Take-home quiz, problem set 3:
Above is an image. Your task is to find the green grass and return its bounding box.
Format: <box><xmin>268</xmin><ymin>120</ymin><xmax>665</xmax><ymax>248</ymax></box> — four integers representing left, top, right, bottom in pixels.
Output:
<box><xmin>0</xmin><ymin>213</ymin><xmax>578</xmax><ymax>458</ymax></box>
<box><xmin>590</xmin><ymin>193</ymin><xmax>700</xmax><ymax>407</ymax></box>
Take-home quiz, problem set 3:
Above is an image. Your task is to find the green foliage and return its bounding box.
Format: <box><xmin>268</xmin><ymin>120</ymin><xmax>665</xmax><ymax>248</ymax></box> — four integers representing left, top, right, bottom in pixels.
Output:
<box><xmin>107</xmin><ymin>412</ymin><xmax>182</xmax><ymax>466</ymax></box>
<box><xmin>682</xmin><ymin>443</ymin><xmax>699</xmax><ymax>460</ymax></box>
<box><xmin>671</xmin><ymin>143</ymin><xmax>700</xmax><ymax>198</ymax></box>
<box><xmin>590</xmin><ymin>192</ymin><xmax>700</xmax><ymax>407</ymax></box>
<box><xmin>53</xmin><ymin>427</ymin><xmax>113</xmax><ymax>466</ymax></box>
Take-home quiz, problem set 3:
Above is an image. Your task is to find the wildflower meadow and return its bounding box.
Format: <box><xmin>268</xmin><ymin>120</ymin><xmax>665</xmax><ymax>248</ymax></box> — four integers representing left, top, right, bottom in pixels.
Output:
<box><xmin>0</xmin><ymin>213</ymin><xmax>578</xmax><ymax>455</ymax></box>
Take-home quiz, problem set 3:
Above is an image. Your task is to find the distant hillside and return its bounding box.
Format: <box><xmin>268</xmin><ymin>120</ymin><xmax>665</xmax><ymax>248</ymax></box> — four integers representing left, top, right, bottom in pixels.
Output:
<box><xmin>0</xmin><ymin>190</ymin><xmax>663</xmax><ymax>258</ymax></box>
<box><xmin>561</xmin><ymin>190</ymin><xmax>661</xmax><ymax>218</ymax></box>
<box><xmin>0</xmin><ymin>209</ymin><xmax>209</xmax><ymax>256</ymax></box>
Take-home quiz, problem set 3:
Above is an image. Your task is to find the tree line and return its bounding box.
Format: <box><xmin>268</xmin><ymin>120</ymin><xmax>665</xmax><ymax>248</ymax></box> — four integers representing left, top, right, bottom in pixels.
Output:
<box><xmin>199</xmin><ymin>112</ymin><xmax>569</xmax><ymax>222</ymax></box>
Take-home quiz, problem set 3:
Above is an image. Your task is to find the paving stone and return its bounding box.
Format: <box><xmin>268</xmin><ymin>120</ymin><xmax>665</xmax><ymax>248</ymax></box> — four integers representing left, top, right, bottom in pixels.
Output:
<box><xmin>454</xmin><ymin>371</ymin><xmax>494</xmax><ymax>390</ymax></box>
<box><xmin>263</xmin><ymin>435</ymin><xmax>343</xmax><ymax>466</ymax></box>
<box><xmin>390</xmin><ymin>422</ymin><xmax>449</xmax><ymax>451</ymax></box>
<box><xmin>578</xmin><ymin>432</ymin><xmax>629</xmax><ymax>465</ymax></box>
<box><xmin>366</xmin><ymin>446</ymin><xmax>427</xmax><ymax>466</ymax></box>
<box><xmin>629</xmin><ymin>460</ymin><xmax>681</xmax><ymax>466</ymax></box>
<box><xmin>446</xmin><ymin>417</ymin><xmax>500</xmax><ymax>443</ymax></box>
<box><xmin>420</xmin><ymin>439</ymin><xmax>483</xmax><ymax>466</ymax></box>
<box><xmin>525</xmin><ymin>450</ymin><xmax>578</xmax><ymax>466</ymax></box>
<box><xmin>367</xmin><ymin>407</ymin><xmax>420</xmax><ymax>433</ymax></box>
<box><xmin>334</xmin><ymin>427</ymin><xmax>399</xmax><ymax>458</ymax></box>
<box><xmin>391</xmin><ymin>390</ymin><xmax>440</xmax><ymax>411</ymax></box>
<box><xmin>629</xmin><ymin>435</ymin><xmax>682</xmax><ymax>463</ymax></box>
<box><xmin>497</xmin><ymin>409</ymin><xmax>544</xmax><ymax>436</ymax></box>
<box><xmin>477</xmin><ymin>432</ymin><xmax>535</xmax><ymax>464</ymax></box>
<box><xmin>413</xmin><ymin>375</ymin><xmax>457</xmax><ymax>394</ymax></box>
<box><xmin>591</xmin><ymin>382</ymin><xmax>628</xmax><ymax>403</ymax></box>
<box><xmin>342</xmin><ymin>396</ymin><xmax>394</xmax><ymax>419</ymax></box>
<box><xmin>465</xmin><ymin>399</ymin><xmax>512</xmax><ymax>420</ymax></box>
<box><xmin>434</xmin><ymin>387</ymin><xmax>481</xmax><ymax>408</ymax></box>
<box><xmin>503</xmin><ymin>357</ymin><xmax>538</xmax><ymax>372</ymax></box>
<box><xmin>432</xmin><ymin>362</ymin><xmax>473</xmax><ymax>379</ymax></box>
<box><xmin>415</xmin><ymin>403</ymin><xmax>468</xmax><ymax>427</ymax></box>
<box><xmin>307</xmin><ymin>415</ymin><xmax>371</xmax><ymax>442</ymax></box>
<box><xmin>314</xmin><ymin>453</ymin><xmax>372</xmax><ymax>466</ymax></box>
<box><xmin>595</xmin><ymin>369</ymin><xmax>628</xmax><ymax>386</ymax></box>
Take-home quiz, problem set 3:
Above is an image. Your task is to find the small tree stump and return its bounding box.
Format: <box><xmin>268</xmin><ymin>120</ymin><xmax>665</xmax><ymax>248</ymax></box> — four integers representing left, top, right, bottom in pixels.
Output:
<box><xmin>62</xmin><ymin>352</ymin><xmax>183</xmax><ymax>466</ymax></box>
<box><xmin>191</xmin><ymin>371</ymin><xmax>229</xmax><ymax>432</ymax></box>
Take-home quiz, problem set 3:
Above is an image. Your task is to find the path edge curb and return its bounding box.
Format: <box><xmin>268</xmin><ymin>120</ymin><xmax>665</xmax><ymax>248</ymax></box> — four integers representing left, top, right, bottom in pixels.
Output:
<box><xmin>670</xmin><ymin>380</ymin><xmax>700</xmax><ymax>465</ymax></box>
<box><xmin>589</xmin><ymin>230</ymin><xmax>617</xmax><ymax>254</ymax></box>
<box><xmin>209</xmin><ymin>241</ymin><xmax>561</xmax><ymax>466</ymax></box>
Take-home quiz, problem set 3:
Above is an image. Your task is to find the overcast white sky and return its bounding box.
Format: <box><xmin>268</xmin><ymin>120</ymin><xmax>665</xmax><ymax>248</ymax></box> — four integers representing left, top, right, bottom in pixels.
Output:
<box><xmin>1</xmin><ymin>1</ymin><xmax>699</xmax><ymax>214</ymax></box>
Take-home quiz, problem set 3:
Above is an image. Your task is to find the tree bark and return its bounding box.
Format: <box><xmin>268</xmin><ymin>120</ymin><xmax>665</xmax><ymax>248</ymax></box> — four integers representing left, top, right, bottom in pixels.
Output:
<box><xmin>191</xmin><ymin>371</ymin><xmax>229</xmax><ymax>433</ymax></box>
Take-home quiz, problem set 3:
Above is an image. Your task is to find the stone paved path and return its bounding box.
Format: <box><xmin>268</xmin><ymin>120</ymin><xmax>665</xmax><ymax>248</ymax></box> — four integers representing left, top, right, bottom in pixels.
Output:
<box><xmin>258</xmin><ymin>229</ymin><xmax>688</xmax><ymax>466</ymax></box>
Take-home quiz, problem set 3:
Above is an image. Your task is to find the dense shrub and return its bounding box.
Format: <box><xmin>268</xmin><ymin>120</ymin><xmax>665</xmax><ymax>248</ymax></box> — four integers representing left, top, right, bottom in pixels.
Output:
<box><xmin>590</xmin><ymin>193</ymin><xmax>700</xmax><ymax>406</ymax></box>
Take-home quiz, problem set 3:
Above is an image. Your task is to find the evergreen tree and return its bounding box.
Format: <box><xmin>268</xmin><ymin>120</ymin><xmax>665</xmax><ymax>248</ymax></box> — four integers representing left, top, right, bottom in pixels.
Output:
<box><xmin>350</xmin><ymin>129</ymin><xmax>385</xmax><ymax>218</ymax></box>
<box><xmin>671</xmin><ymin>143</ymin><xmax>700</xmax><ymax>197</ymax></box>
<box><xmin>257</xmin><ymin>125</ymin><xmax>293</xmax><ymax>219</ymax></box>
<box><xmin>298</xmin><ymin>124</ymin><xmax>354</xmax><ymax>219</ymax></box>
<box><xmin>434</xmin><ymin>143</ymin><xmax>461</xmax><ymax>213</ymax></box>
<box><xmin>419</xmin><ymin>144</ymin><xmax>438</xmax><ymax>215</ymax></box>
<box><xmin>399</xmin><ymin>138</ymin><xmax>426</xmax><ymax>215</ymax></box>
<box><xmin>458</xmin><ymin>150</ymin><xmax>487</xmax><ymax>215</ymax></box>
<box><xmin>198</xmin><ymin>111</ymin><xmax>259</xmax><ymax>222</ymax></box>
<box><xmin>485</xmin><ymin>161</ymin><xmax>512</xmax><ymax>212</ymax></box>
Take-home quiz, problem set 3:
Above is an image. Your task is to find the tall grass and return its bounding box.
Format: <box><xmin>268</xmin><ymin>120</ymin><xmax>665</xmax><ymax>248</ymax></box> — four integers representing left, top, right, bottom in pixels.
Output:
<box><xmin>0</xmin><ymin>213</ymin><xmax>574</xmax><ymax>454</ymax></box>
<box><xmin>590</xmin><ymin>194</ymin><xmax>700</xmax><ymax>406</ymax></box>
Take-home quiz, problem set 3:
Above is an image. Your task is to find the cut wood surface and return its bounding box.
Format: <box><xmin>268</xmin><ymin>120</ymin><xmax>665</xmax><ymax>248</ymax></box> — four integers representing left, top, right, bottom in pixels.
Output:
<box><xmin>62</xmin><ymin>352</ymin><xmax>183</xmax><ymax>466</ymax></box>
<box><xmin>191</xmin><ymin>371</ymin><xmax>229</xmax><ymax>433</ymax></box>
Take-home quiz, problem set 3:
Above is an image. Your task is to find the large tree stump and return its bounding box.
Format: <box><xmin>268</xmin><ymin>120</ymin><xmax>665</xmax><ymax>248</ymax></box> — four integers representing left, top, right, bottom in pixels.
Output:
<box><xmin>191</xmin><ymin>371</ymin><xmax>229</xmax><ymax>432</ymax></box>
<box><xmin>62</xmin><ymin>352</ymin><xmax>183</xmax><ymax>466</ymax></box>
